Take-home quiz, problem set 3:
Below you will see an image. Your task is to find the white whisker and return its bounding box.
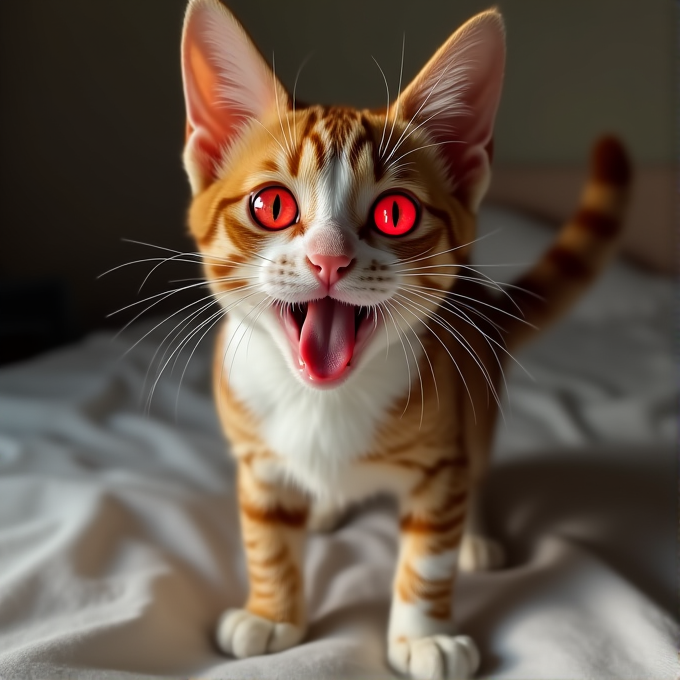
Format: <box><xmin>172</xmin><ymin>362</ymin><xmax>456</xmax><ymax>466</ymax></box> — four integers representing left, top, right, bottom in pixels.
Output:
<box><xmin>397</xmin><ymin>261</ymin><xmax>543</xmax><ymax>299</ymax></box>
<box><xmin>382</xmin><ymin>61</ymin><xmax>452</xmax><ymax>162</ymax></box>
<box><xmin>371</xmin><ymin>56</ymin><xmax>391</xmax><ymax>156</ymax></box>
<box><xmin>271</xmin><ymin>54</ymin><xmax>293</xmax><ymax>158</ymax></box>
<box><xmin>400</xmin><ymin>285</ymin><xmax>535</xmax><ymax>380</ymax></box>
<box><xmin>384</xmin><ymin>299</ymin><xmax>427</xmax><ymax>429</ymax></box>
<box><xmin>462</xmin><ymin>264</ymin><xmax>545</xmax><ymax>300</ymax></box>
<box><xmin>107</xmin><ymin>276</ymin><xmax>224</xmax><ymax>321</ymax></box>
<box><xmin>249</xmin><ymin>251</ymin><xmax>277</xmax><ymax>265</ymax></box>
<box><xmin>168</xmin><ymin>275</ymin><xmax>258</xmax><ymax>284</ymax></box>
<box><xmin>111</xmin><ymin>283</ymin><xmax>215</xmax><ymax>338</ymax></box>
<box><xmin>147</xmin><ymin>302</ymin><xmax>226</xmax><ymax>416</ymax></box>
<box><xmin>392</xmin><ymin>294</ymin><xmax>477</xmax><ymax>423</ymax></box>
<box><xmin>381</xmin><ymin>33</ymin><xmax>406</xmax><ymax>159</ymax></box>
<box><xmin>397</xmin><ymin>287</ymin><xmax>511</xmax><ymax>404</ymax></box>
<box><xmin>118</xmin><ymin>283</ymin><xmax>259</xmax><ymax>358</ymax></box>
<box><xmin>386</xmin><ymin>139</ymin><xmax>464</xmax><ymax>171</ymax></box>
<box><xmin>384</xmin><ymin>101</ymin><xmax>463</xmax><ymax>166</ymax></box>
<box><xmin>379</xmin><ymin>301</ymin><xmax>412</xmax><ymax>417</ymax></box>
<box><xmin>173</xmin><ymin>304</ymin><xmax>234</xmax><ymax>420</ymax></box>
<box><xmin>98</xmin><ymin>255</ymin><xmax>200</xmax><ymax>280</ymax></box>
<box><xmin>389</xmin><ymin>297</ymin><xmax>440</xmax><ymax>414</ymax></box>
<box><xmin>147</xmin><ymin>300</ymin><xmax>229</xmax><ymax>415</ymax></box>
<box><xmin>142</xmin><ymin>290</ymin><xmax>225</xmax><ymax>404</ymax></box>
<box><xmin>244</xmin><ymin>115</ymin><xmax>288</xmax><ymax>157</ymax></box>
<box><xmin>402</xmin><ymin>282</ymin><xmax>506</xmax><ymax>334</ymax></box>
<box><xmin>292</xmin><ymin>52</ymin><xmax>314</xmax><ymax>149</ymax></box>
<box><xmin>137</xmin><ymin>251</ymin><xmax>205</xmax><ymax>293</ymax></box>
<box><xmin>375</xmin><ymin>303</ymin><xmax>391</xmax><ymax>359</ymax></box>
<box><xmin>401</xmin><ymin>281</ymin><xmax>537</xmax><ymax>330</ymax></box>
<box><xmin>388</xmin><ymin>229</ymin><xmax>503</xmax><ymax>266</ymax></box>
<box><xmin>169</xmin><ymin>301</ymin><xmax>227</xmax><ymax>375</ymax></box>
<box><xmin>116</xmin><ymin>239</ymin><xmax>264</xmax><ymax>269</ymax></box>
<box><xmin>397</xmin><ymin>271</ymin><xmax>526</xmax><ymax>316</ymax></box>
<box><xmin>394</xmin><ymin>292</ymin><xmax>502</xmax><ymax>402</ymax></box>
<box><xmin>246</xmin><ymin>298</ymin><xmax>274</xmax><ymax>359</ymax></box>
<box><xmin>394</xmin><ymin>292</ymin><xmax>503</xmax><ymax>419</ymax></box>
<box><xmin>386</xmin><ymin>160</ymin><xmax>417</xmax><ymax>179</ymax></box>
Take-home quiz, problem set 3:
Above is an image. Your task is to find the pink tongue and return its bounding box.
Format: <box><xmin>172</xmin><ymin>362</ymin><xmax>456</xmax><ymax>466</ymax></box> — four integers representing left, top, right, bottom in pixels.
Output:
<box><xmin>299</xmin><ymin>298</ymin><xmax>355</xmax><ymax>381</ymax></box>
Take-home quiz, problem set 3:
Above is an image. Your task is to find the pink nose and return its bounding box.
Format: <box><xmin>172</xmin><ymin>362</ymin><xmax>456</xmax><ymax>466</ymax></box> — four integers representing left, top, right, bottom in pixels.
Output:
<box><xmin>307</xmin><ymin>253</ymin><xmax>354</xmax><ymax>287</ymax></box>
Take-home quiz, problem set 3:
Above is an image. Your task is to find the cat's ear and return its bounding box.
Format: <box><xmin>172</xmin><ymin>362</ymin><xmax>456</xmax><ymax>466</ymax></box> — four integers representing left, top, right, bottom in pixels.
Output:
<box><xmin>393</xmin><ymin>10</ymin><xmax>505</xmax><ymax>211</ymax></box>
<box><xmin>181</xmin><ymin>0</ymin><xmax>289</xmax><ymax>194</ymax></box>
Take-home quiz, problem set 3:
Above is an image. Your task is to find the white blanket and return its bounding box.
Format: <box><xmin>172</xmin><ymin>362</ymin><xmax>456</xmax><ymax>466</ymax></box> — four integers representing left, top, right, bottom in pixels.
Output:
<box><xmin>0</xmin><ymin>207</ymin><xmax>676</xmax><ymax>679</ymax></box>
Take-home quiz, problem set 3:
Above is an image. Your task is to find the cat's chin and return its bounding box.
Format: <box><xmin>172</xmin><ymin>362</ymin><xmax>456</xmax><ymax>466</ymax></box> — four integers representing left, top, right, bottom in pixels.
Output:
<box><xmin>276</xmin><ymin>299</ymin><xmax>378</xmax><ymax>390</ymax></box>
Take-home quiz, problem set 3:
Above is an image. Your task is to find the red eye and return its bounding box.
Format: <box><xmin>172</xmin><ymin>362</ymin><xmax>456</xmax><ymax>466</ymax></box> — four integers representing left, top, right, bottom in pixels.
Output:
<box><xmin>372</xmin><ymin>193</ymin><xmax>419</xmax><ymax>236</ymax></box>
<box><xmin>251</xmin><ymin>186</ymin><xmax>299</xmax><ymax>230</ymax></box>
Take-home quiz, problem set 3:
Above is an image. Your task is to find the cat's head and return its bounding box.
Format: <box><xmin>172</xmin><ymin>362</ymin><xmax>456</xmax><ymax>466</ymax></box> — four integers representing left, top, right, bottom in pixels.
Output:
<box><xmin>180</xmin><ymin>0</ymin><xmax>505</xmax><ymax>389</ymax></box>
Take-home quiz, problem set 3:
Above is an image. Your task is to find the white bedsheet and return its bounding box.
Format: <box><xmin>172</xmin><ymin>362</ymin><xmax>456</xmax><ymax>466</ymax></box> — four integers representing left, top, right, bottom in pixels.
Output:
<box><xmin>0</xmin><ymin>206</ymin><xmax>676</xmax><ymax>679</ymax></box>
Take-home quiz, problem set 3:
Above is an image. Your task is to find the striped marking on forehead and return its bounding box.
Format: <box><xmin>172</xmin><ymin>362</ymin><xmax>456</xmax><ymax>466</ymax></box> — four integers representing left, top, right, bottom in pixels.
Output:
<box><xmin>288</xmin><ymin>108</ymin><xmax>322</xmax><ymax>177</ymax></box>
<box><xmin>322</xmin><ymin>106</ymin><xmax>360</xmax><ymax>151</ymax></box>
<box><xmin>286</xmin><ymin>106</ymin><xmax>385</xmax><ymax>181</ymax></box>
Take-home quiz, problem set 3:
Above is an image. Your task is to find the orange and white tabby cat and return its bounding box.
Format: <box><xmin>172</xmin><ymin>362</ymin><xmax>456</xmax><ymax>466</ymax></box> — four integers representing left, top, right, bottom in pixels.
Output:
<box><xmin>179</xmin><ymin>1</ymin><xmax>630</xmax><ymax>677</ymax></box>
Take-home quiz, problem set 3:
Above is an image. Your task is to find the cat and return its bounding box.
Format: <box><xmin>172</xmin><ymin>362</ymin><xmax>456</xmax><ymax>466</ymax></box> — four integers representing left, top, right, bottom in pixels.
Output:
<box><xmin>179</xmin><ymin>0</ymin><xmax>630</xmax><ymax>677</ymax></box>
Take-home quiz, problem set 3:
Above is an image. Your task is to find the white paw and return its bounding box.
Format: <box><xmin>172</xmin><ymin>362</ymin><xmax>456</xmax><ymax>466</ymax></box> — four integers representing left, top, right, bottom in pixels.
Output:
<box><xmin>389</xmin><ymin>635</ymin><xmax>480</xmax><ymax>679</ymax></box>
<box><xmin>459</xmin><ymin>534</ymin><xmax>505</xmax><ymax>572</ymax></box>
<box><xmin>215</xmin><ymin>608</ymin><xmax>305</xmax><ymax>658</ymax></box>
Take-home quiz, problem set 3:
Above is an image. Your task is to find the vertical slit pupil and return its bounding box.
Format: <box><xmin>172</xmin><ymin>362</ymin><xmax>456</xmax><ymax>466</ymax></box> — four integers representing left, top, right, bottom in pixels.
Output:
<box><xmin>273</xmin><ymin>194</ymin><xmax>281</xmax><ymax>221</ymax></box>
<box><xmin>392</xmin><ymin>200</ymin><xmax>400</xmax><ymax>228</ymax></box>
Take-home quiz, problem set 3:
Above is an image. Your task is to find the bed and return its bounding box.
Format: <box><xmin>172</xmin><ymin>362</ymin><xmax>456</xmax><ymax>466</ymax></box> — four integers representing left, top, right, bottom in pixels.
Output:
<box><xmin>0</xmin><ymin>205</ymin><xmax>676</xmax><ymax>679</ymax></box>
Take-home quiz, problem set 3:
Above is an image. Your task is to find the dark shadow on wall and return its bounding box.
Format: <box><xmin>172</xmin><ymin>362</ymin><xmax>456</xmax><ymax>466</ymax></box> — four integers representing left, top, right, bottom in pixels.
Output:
<box><xmin>0</xmin><ymin>0</ymin><xmax>196</xmax><ymax>347</ymax></box>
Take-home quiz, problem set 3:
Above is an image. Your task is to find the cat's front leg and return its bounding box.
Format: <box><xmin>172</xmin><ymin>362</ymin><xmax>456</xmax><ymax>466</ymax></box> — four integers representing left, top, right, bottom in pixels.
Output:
<box><xmin>216</xmin><ymin>456</ymin><xmax>309</xmax><ymax>658</ymax></box>
<box><xmin>388</xmin><ymin>482</ymin><xmax>479</xmax><ymax>679</ymax></box>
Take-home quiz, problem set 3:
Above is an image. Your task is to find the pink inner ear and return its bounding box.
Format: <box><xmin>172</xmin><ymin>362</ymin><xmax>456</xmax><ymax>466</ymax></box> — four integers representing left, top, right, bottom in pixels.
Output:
<box><xmin>396</xmin><ymin>10</ymin><xmax>506</xmax><ymax>208</ymax></box>
<box><xmin>180</xmin><ymin>0</ymin><xmax>288</xmax><ymax>192</ymax></box>
<box><xmin>183</xmin><ymin>39</ymin><xmax>226</xmax><ymax>167</ymax></box>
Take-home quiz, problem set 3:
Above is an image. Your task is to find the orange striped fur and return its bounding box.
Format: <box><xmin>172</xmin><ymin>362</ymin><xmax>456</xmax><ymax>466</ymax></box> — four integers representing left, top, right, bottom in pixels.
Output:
<box><xmin>180</xmin><ymin>1</ymin><xmax>630</xmax><ymax>676</ymax></box>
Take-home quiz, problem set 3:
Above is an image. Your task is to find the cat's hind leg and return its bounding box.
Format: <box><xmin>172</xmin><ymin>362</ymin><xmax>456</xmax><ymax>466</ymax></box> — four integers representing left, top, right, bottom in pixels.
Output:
<box><xmin>459</xmin><ymin>486</ymin><xmax>505</xmax><ymax>572</ymax></box>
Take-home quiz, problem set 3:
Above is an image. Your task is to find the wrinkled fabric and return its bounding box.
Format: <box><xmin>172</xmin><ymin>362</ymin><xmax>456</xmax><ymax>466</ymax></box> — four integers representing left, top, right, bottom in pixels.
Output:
<box><xmin>0</xmin><ymin>207</ymin><xmax>676</xmax><ymax>679</ymax></box>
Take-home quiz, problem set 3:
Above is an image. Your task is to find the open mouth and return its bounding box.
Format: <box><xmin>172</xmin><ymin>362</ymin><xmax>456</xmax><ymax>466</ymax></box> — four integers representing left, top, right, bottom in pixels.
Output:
<box><xmin>278</xmin><ymin>298</ymin><xmax>376</xmax><ymax>386</ymax></box>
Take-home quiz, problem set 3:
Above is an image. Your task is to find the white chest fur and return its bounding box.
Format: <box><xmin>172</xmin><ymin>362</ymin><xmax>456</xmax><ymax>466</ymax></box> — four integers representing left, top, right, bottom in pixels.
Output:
<box><xmin>220</xmin><ymin>314</ymin><xmax>419</xmax><ymax>500</ymax></box>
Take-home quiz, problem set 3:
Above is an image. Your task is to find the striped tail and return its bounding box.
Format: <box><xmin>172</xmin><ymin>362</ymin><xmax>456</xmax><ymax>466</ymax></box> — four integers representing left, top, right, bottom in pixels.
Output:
<box><xmin>493</xmin><ymin>136</ymin><xmax>632</xmax><ymax>351</ymax></box>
